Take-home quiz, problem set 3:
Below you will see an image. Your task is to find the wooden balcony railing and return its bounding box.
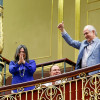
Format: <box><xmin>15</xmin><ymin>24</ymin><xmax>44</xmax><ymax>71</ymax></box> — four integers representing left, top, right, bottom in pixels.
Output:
<box><xmin>0</xmin><ymin>57</ymin><xmax>100</xmax><ymax>100</ymax></box>
<box><xmin>1</xmin><ymin>57</ymin><xmax>76</xmax><ymax>86</ymax></box>
<box><xmin>1</xmin><ymin>56</ymin><xmax>100</xmax><ymax>100</ymax></box>
<box><xmin>2</xmin><ymin>57</ymin><xmax>76</xmax><ymax>66</ymax></box>
<box><xmin>0</xmin><ymin>63</ymin><xmax>100</xmax><ymax>92</ymax></box>
<box><xmin>0</xmin><ymin>64</ymin><xmax>100</xmax><ymax>99</ymax></box>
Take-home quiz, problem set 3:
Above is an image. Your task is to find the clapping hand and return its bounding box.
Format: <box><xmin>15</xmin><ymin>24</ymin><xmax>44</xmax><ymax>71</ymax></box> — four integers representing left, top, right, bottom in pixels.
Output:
<box><xmin>18</xmin><ymin>54</ymin><xmax>25</xmax><ymax>64</ymax></box>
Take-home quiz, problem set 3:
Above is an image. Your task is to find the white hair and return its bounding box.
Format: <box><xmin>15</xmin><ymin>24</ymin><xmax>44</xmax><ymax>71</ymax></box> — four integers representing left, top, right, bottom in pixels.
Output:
<box><xmin>83</xmin><ymin>25</ymin><xmax>97</xmax><ymax>36</ymax></box>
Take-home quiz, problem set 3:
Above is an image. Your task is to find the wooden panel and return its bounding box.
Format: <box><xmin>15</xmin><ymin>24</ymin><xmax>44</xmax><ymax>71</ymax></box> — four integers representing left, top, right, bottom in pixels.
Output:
<box><xmin>3</xmin><ymin>0</ymin><xmax>59</xmax><ymax>78</ymax></box>
<box><xmin>63</xmin><ymin>0</ymin><xmax>75</xmax><ymax>62</ymax></box>
<box><xmin>88</xmin><ymin>8</ymin><xmax>100</xmax><ymax>37</ymax></box>
<box><xmin>3</xmin><ymin>0</ymin><xmax>58</xmax><ymax>65</ymax></box>
<box><xmin>80</xmin><ymin>0</ymin><xmax>100</xmax><ymax>41</ymax></box>
<box><xmin>87</xmin><ymin>0</ymin><xmax>100</xmax><ymax>4</ymax></box>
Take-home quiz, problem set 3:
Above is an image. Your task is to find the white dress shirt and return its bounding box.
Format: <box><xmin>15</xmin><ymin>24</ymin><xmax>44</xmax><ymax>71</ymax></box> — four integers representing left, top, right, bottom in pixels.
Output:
<box><xmin>82</xmin><ymin>41</ymin><xmax>94</xmax><ymax>68</ymax></box>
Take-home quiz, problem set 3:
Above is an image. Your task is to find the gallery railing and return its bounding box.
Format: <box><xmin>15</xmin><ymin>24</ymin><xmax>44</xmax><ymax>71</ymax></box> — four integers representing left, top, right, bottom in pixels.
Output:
<box><xmin>1</xmin><ymin>56</ymin><xmax>100</xmax><ymax>99</ymax></box>
<box><xmin>1</xmin><ymin>56</ymin><xmax>76</xmax><ymax>86</ymax></box>
<box><xmin>0</xmin><ymin>62</ymin><xmax>100</xmax><ymax>99</ymax></box>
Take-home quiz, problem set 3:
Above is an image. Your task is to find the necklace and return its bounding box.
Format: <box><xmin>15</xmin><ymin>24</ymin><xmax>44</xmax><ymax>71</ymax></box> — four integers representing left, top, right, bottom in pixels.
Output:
<box><xmin>19</xmin><ymin>66</ymin><xmax>25</xmax><ymax>77</ymax></box>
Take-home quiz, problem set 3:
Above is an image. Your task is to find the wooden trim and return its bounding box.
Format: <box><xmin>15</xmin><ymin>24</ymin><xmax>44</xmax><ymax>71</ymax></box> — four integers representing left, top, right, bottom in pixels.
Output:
<box><xmin>2</xmin><ymin>56</ymin><xmax>10</xmax><ymax>64</ymax></box>
<box><xmin>1</xmin><ymin>57</ymin><xmax>76</xmax><ymax>67</ymax></box>
<box><xmin>0</xmin><ymin>63</ymin><xmax>100</xmax><ymax>92</ymax></box>
<box><xmin>36</xmin><ymin>58</ymin><xmax>76</xmax><ymax>67</ymax></box>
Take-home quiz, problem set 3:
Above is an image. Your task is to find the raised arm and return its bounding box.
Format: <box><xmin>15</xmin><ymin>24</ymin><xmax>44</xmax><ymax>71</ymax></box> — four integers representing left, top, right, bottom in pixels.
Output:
<box><xmin>57</xmin><ymin>21</ymin><xmax>81</xmax><ymax>49</ymax></box>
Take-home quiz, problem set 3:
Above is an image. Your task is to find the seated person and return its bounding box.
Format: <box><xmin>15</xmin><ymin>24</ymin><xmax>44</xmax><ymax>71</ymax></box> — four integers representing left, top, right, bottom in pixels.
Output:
<box><xmin>43</xmin><ymin>64</ymin><xmax>61</xmax><ymax>87</ymax></box>
<box><xmin>9</xmin><ymin>45</ymin><xmax>36</xmax><ymax>93</ymax></box>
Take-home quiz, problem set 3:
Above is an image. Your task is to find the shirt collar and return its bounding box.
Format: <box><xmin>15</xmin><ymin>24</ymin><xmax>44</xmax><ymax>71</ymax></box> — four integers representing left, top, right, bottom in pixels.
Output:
<box><xmin>87</xmin><ymin>37</ymin><xmax>98</xmax><ymax>45</ymax></box>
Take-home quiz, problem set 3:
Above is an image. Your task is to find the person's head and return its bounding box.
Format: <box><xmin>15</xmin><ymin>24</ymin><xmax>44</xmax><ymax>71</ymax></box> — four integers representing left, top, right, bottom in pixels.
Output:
<box><xmin>14</xmin><ymin>45</ymin><xmax>29</xmax><ymax>62</ymax></box>
<box><xmin>83</xmin><ymin>25</ymin><xmax>97</xmax><ymax>42</ymax></box>
<box><xmin>50</xmin><ymin>64</ymin><xmax>61</xmax><ymax>76</ymax></box>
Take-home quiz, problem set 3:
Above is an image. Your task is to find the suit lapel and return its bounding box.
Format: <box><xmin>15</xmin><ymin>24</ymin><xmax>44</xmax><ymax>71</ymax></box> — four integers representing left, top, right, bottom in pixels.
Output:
<box><xmin>76</xmin><ymin>38</ymin><xmax>99</xmax><ymax>69</ymax></box>
<box><xmin>88</xmin><ymin>39</ymin><xmax>98</xmax><ymax>57</ymax></box>
<box><xmin>77</xmin><ymin>43</ymin><xmax>88</xmax><ymax>64</ymax></box>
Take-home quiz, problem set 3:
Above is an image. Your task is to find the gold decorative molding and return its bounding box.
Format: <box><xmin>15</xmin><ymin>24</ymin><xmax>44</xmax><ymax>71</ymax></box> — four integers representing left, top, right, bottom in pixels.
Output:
<box><xmin>87</xmin><ymin>0</ymin><xmax>100</xmax><ymax>4</ymax></box>
<box><xmin>87</xmin><ymin>8</ymin><xmax>100</xmax><ymax>25</ymax></box>
<box><xmin>87</xmin><ymin>7</ymin><xmax>100</xmax><ymax>12</ymax></box>
<box><xmin>75</xmin><ymin>0</ymin><xmax>80</xmax><ymax>62</ymax></box>
<box><xmin>79</xmin><ymin>72</ymin><xmax>86</xmax><ymax>77</ymax></box>
<box><xmin>34</xmin><ymin>0</ymin><xmax>54</xmax><ymax>60</ymax></box>
<box><xmin>40</xmin><ymin>85</ymin><xmax>64</xmax><ymax>100</ymax></box>
<box><xmin>76</xmin><ymin>80</ymin><xmax>78</xmax><ymax>100</ymax></box>
<box><xmin>83</xmin><ymin>74</ymin><xmax>100</xmax><ymax>99</ymax></box>
<box><xmin>0</xmin><ymin>6</ymin><xmax>3</xmax><ymax>54</ymax></box>
<box><xmin>1</xmin><ymin>74</ymin><xmax>100</xmax><ymax>99</ymax></box>
<box><xmin>0</xmin><ymin>73</ymin><xmax>2</xmax><ymax>86</ymax></box>
<box><xmin>58</xmin><ymin>0</ymin><xmax>64</xmax><ymax>59</ymax></box>
<box><xmin>69</xmin><ymin>81</ymin><xmax>72</xmax><ymax>100</ymax></box>
<box><xmin>0</xmin><ymin>6</ymin><xmax>3</xmax><ymax>87</ymax></box>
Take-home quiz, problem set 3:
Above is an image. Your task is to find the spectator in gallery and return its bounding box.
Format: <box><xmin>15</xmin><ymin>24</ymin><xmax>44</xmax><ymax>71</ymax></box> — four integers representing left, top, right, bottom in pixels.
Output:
<box><xmin>9</xmin><ymin>45</ymin><xmax>36</xmax><ymax>93</ymax></box>
<box><xmin>43</xmin><ymin>64</ymin><xmax>61</xmax><ymax>87</ymax></box>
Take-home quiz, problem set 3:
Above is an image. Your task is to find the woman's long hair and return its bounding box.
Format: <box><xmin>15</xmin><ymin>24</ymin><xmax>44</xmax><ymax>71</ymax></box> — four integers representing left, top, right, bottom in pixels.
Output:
<box><xmin>14</xmin><ymin>45</ymin><xmax>29</xmax><ymax>63</ymax></box>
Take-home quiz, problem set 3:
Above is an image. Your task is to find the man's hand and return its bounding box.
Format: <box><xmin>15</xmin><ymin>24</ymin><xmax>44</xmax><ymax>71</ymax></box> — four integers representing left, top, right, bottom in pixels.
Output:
<box><xmin>57</xmin><ymin>21</ymin><xmax>64</xmax><ymax>32</ymax></box>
